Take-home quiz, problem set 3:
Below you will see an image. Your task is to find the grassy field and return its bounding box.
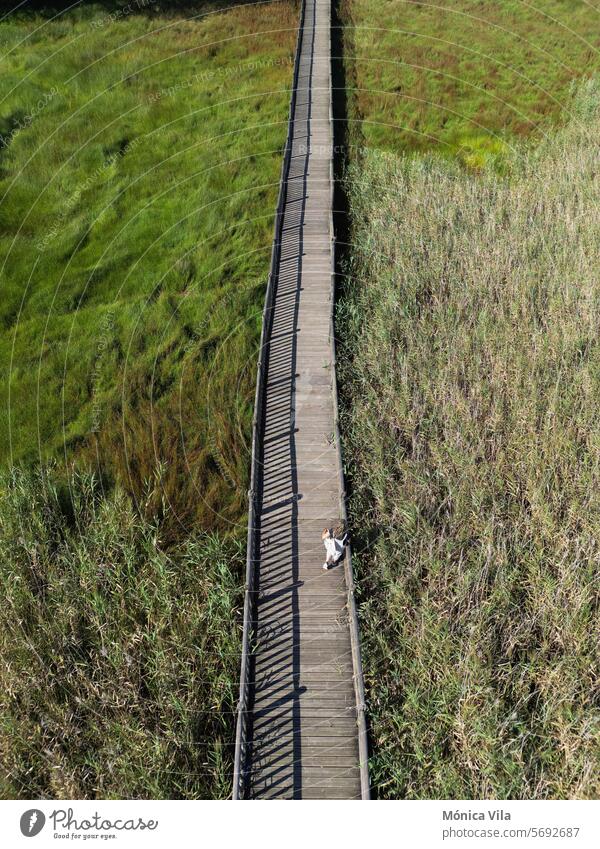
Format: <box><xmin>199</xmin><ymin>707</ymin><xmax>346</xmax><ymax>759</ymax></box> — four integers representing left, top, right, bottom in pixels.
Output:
<box><xmin>338</xmin><ymin>77</ymin><xmax>600</xmax><ymax>798</ymax></box>
<box><xmin>340</xmin><ymin>0</ymin><xmax>600</xmax><ymax>166</ymax></box>
<box><xmin>337</xmin><ymin>0</ymin><xmax>600</xmax><ymax>799</ymax></box>
<box><xmin>0</xmin><ymin>0</ymin><xmax>296</xmax><ymax>533</ymax></box>
<box><xmin>0</xmin><ymin>0</ymin><xmax>297</xmax><ymax>798</ymax></box>
<box><xmin>0</xmin><ymin>465</ymin><xmax>243</xmax><ymax>798</ymax></box>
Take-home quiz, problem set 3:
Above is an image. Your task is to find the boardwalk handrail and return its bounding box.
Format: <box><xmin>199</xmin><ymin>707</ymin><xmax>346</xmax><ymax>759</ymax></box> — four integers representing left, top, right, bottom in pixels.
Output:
<box><xmin>232</xmin><ymin>0</ymin><xmax>307</xmax><ymax>800</ymax></box>
<box><xmin>232</xmin><ymin>0</ymin><xmax>370</xmax><ymax>799</ymax></box>
<box><xmin>326</xmin><ymin>18</ymin><xmax>371</xmax><ymax>801</ymax></box>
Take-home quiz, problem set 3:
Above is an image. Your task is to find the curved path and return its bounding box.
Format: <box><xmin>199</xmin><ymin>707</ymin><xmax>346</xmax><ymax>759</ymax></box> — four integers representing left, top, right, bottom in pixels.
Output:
<box><xmin>233</xmin><ymin>0</ymin><xmax>369</xmax><ymax>800</ymax></box>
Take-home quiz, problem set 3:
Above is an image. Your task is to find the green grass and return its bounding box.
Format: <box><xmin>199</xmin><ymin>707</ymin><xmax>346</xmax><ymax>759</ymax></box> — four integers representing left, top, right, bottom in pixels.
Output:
<box><xmin>341</xmin><ymin>0</ymin><xmax>600</xmax><ymax>166</ymax></box>
<box><xmin>0</xmin><ymin>0</ymin><xmax>297</xmax><ymax>533</ymax></box>
<box><xmin>0</xmin><ymin>0</ymin><xmax>298</xmax><ymax>799</ymax></box>
<box><xmin>0</xmin><ymin>464</ymin><xmax>243</xmax><ymax>798</ymax></box>
<box><xmin>337</xmin><ymin>79</ymin><xmax>600</xmax><ymax>799</ymax></box>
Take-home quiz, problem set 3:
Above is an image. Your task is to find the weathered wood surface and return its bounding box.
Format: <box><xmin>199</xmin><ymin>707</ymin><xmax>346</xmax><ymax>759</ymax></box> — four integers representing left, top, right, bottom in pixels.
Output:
<box><xmin>237</xmin><ymin>0</ymin><xmax>366</xmax><ymax>800</ymax></box>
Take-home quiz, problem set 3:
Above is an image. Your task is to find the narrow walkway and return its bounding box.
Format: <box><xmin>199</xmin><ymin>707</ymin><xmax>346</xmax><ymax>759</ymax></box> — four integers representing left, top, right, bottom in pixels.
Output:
<box><xmin>234</xmin><ymin>0</ymin><xmax>368</xmax><ymax>799</ymax></box>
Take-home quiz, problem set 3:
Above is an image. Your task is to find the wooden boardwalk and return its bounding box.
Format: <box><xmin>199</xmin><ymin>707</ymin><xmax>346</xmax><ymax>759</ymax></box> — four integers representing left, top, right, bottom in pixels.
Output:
<box><xmin>232</xmin><ymin>0</ymin><xmax>369</xmax><ymax>800</ymax></box>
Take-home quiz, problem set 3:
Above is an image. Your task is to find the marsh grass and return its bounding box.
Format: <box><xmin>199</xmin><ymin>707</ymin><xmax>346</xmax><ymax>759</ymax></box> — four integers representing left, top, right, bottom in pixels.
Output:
<box><xmin>0</xmin><ymin>0</ymin><xmax>297</xmax><ymax>799</ymax></box>
<box><xmin>341</xmin><ymin>0</ymin><xmax>600</xmax><ymax>166</ymax></box>
<box><xmin>338</xmin><ymin>80</ymin><xmax>600</xmax><ymax>799</ymax></box>
<box><xmin>0</xmin><ymin>464</ymin><xmax>243</xmax><ymax>798</ymax></box>
<box><xmin>0</xmin><ymin>0</ymin><xmax>297</xmax><ymax>532</ymax></box>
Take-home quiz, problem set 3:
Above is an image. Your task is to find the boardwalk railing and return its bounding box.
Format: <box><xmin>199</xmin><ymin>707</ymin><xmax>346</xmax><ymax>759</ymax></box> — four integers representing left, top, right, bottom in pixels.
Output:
<box><xmin>231</xmin><ymin>0</ymin><xmax>306</xmax><ymax>800</ymax></box>
<box><xmin>325</xmin><ymin>18</ymin><xmax>370</xmax><ymax>801</ymax></box>
<box><xmin>232</xmin><ymin>0</ymin><xmax>369</xmax><ymax>799</ymax></box>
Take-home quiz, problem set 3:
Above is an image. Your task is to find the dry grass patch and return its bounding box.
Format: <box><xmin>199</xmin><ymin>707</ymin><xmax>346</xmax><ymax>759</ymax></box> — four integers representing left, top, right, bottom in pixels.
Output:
<box><xmin>338</xmin><ymin>80</ymin><xmax>600</xmax><ymax>799</ymax></box>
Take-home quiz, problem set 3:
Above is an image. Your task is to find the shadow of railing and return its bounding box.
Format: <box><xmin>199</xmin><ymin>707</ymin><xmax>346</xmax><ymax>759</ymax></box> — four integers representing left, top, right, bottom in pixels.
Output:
<box><xmin>232</xmin><ymin>0</ymin><xmax>308</xmax><ymax>801</ymax></box>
